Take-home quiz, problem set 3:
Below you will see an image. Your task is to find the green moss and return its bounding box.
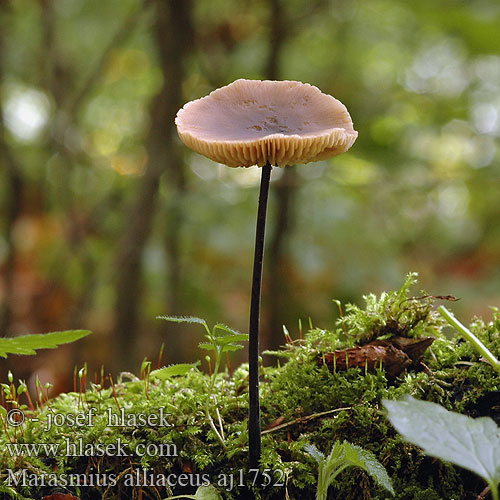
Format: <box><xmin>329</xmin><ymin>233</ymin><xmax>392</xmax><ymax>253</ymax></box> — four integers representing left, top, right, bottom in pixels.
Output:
<box><xmin>1</xmin><ymin>275</ymin><xmax>499</xmax><ymax>499</ymax></box>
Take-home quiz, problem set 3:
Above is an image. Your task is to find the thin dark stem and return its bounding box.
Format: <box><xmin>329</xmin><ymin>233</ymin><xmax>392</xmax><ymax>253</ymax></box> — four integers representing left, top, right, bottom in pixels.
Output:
<box><xmin>249</xmin><ymin>160</ymin><xmax>272</xmax><ymax>469</ymax></box>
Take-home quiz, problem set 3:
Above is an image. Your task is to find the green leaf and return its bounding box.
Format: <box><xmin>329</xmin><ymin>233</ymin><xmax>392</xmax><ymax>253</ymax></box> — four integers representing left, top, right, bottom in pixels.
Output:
<box><xmin>342</xmin><ymin>442</ymin><xmax>395</xmax><ymax>495</ymax></box>
<box><xmin>383</xmin><ymin>396</ymin><xmax>500</xmax><ymax>489</ymax></box>
<box><xmin>220</xmin><ymin>344</ymin><xmax>244</xmax><ymax>353</ymax></box>
<box><xmin>150</xmin><ymin>363</ymin><xmax>199</xmax><ymax>380</ymax></box>
<box><xmin>0</xmin><ymin>330</ymin><xmax>92</xmax><ymax>358</ymax></box>
<box><xmin>0</xmin><ymin>483</ymin><xmax>26</xmax><ymax>499</ymax></box>
<box><xmin>198</xmin><ymin>342</ymin><xmax>215</xmax><ymax>351</ymax></box>
<box><xmin>163</xmin><ymin>484</ymin><xmax>222</xmax><ymax>500</ymax></box>
<box><xmin>157</xmin><ymin>315</ymin><xmax>208</xmax><ymax>329</ymax></box>
<box><xmin>194</xmin><ymin>485</ymin><xmax>223</xmax><ymax>500</ymax></box>
<box><xmin>304</xmin><ymin>443</ymin><xmax>325</xmax><ymax>463</ymax></box>
<box><xmin>213</xmin><ymin>323</ymin><xmax>246</xmax><ymax>338</ymax></box>
<box><xmin>215</xmin><ymin>333</ymin><xmax>249</xmax><ymax>344</ymax></box>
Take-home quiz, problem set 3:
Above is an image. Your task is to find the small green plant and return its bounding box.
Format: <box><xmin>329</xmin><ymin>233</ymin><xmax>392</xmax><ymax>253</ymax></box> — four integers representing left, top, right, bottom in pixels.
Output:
<box><xmin>304</xmin><ymin>440</ymin><xmax>394</xmax><ymax>500</ymax></box>
<box><xmin>157</xmin><ymin>316</ymin><xmax>248</xmax><ymax>448</ymax></box>
<box><xmin>0</xmin><ymin>330</ymin><xmax>91</xmax><ymax>358</ymax></box>
<box><xmin>383</xmin><ymin>396</ymin><xmax>500</xmax><ymax>500</ymax></box>
<box><xmin>0</xmin><ymin>374</ymin><xmax>30</xmax><ymax>425</ymax></box>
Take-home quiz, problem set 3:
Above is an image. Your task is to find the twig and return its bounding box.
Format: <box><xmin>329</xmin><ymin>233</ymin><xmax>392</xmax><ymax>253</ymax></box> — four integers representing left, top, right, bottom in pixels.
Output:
<box><xmin>261</xmin><ymin>406</ymin><xmax>353</xmax><ymax>435</ymax></box>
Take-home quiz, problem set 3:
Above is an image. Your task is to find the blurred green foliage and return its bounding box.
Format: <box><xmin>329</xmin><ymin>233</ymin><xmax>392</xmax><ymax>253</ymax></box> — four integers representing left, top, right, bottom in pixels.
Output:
<box><xmin>0</xmin><ymin>0</ymin><xmax>499</xmax><ymax>377</ymax></box>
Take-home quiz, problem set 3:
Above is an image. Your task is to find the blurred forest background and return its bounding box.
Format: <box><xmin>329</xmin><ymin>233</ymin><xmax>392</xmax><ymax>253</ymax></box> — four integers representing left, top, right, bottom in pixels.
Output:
<box><xmin>1</xmin><ymin>0</ymin><xmax>500</xmax><ymax>392</ymax></box>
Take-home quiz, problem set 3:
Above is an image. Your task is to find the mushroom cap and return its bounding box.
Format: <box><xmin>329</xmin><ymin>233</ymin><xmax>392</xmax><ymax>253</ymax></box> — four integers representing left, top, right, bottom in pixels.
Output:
<box><xmin>175</xmin><ymin>79</ymin><xmax>358</xmax><ymax>167</ymax></box>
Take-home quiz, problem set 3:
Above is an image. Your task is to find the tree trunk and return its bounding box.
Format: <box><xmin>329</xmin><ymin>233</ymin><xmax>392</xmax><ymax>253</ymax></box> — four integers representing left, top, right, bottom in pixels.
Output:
<box><xmin>112</xmin><ymin>0</ymin><xmax>193</xmax><ymax>372</ymax></box>
<box><xmin>0</xmin><ymin>3</ymin><xmax>24</xmax><ymax>336</ymax></box>
<box><xmin>263</xmin><ymin>0</ymin><xmax>300</xmax><ymax>351</ymax></box>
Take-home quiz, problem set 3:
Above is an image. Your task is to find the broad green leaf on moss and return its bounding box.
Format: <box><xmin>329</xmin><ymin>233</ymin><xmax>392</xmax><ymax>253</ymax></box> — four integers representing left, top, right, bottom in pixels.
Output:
<box><xmin>164</xmin><ymin>484</ymin><xmax>222</xmax><ymax>500</ymax></box>
<box><xmin>150</xmin><ymin>363</ymin><xmax>199</xmax><ymax>380</ymax></box>
<box><xmin>383</xmin><ymin>396</ymin><xmax>500</xmax><ymax>487</ymax></box>
<box><xmin>194</xmin><ymin>485</ymin><xmax>223</xmax><ymax>500</ymax></box>
<box><xmin>0</xmin><ymin>330</ymin><xmax>91</xmax><ymax>358</ymax></box>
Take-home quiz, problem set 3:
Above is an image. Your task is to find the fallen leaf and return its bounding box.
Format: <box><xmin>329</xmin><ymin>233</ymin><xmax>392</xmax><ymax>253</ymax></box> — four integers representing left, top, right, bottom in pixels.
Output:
<box><xmin>323</xmin><ymin>337</ymin><xmax>434</xmax><ymax>378</ymax></box>
<box><xmin>42</xmin><ymin>494</ymin><xmax>81</xmax><ymax>500</ymax></box>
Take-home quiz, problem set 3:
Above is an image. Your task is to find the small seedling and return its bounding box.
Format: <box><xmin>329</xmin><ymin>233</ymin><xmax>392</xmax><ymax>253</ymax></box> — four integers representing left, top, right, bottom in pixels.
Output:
<box><xmin>157</xmin><ymin>315</ymin><xmax>248</xmax><ymax>448</ymax></box>
<box><xmin>383</xmin><ymin>395</ymin><xmax>500</xmax><ymax>500</ymax></box>
<box><xmin>304</xmin><ymin>440</ymin><xmax>394</xmax><ymax>500</ymax></box>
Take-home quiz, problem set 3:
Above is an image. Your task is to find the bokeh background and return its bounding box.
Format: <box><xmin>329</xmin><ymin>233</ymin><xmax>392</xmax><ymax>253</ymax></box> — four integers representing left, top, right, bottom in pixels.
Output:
<box><xmin>1</xmin><ymin>0</ymin><xmax>500</xmax><ymax>393</ymax></box>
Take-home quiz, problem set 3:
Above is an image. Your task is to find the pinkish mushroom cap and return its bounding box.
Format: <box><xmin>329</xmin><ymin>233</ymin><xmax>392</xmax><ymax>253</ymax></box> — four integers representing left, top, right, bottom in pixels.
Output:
<box><xmin>175</xmin><ymin>79</ymin><xmax>358</xmax><ymax>167</ymax></box>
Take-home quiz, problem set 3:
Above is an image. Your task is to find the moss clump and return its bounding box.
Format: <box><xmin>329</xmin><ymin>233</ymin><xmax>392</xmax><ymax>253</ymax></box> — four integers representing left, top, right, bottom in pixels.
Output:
<box><xmin>1</xmin><ymin>274</ymin><xmax>500</xmax><ymax>499</ymax></box>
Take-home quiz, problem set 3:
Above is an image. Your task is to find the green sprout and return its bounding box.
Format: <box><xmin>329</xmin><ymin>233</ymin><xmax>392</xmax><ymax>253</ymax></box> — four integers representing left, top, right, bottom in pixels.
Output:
<box><xmin>305</xmin><ymin>440</ymin><xmax>394</xmax><ymax>500</ymax></box>
<box><xmin>157</xmin><ymin>315</ymin><xmax>248</xmax><ymax>448</ymax></box>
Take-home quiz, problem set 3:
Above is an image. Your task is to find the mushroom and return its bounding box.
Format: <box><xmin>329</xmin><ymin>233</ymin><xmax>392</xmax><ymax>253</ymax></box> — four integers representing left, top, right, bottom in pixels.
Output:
<box><xmin>175</xmin><ymin>79</ymin><xmax>357</xmax><ymax>468</ymax></box>
<box><xmin>176</xmin><ymin>79</ymin><xmax>357</xmax><ymax>167</ymax></box>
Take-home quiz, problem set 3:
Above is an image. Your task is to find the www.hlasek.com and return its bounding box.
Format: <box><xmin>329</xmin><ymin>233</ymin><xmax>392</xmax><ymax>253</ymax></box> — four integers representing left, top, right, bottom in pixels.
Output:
<box><xmin>6</xmin><ymin>437</ymin><xmax>177</xmax><ymax>458</ymax></box>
